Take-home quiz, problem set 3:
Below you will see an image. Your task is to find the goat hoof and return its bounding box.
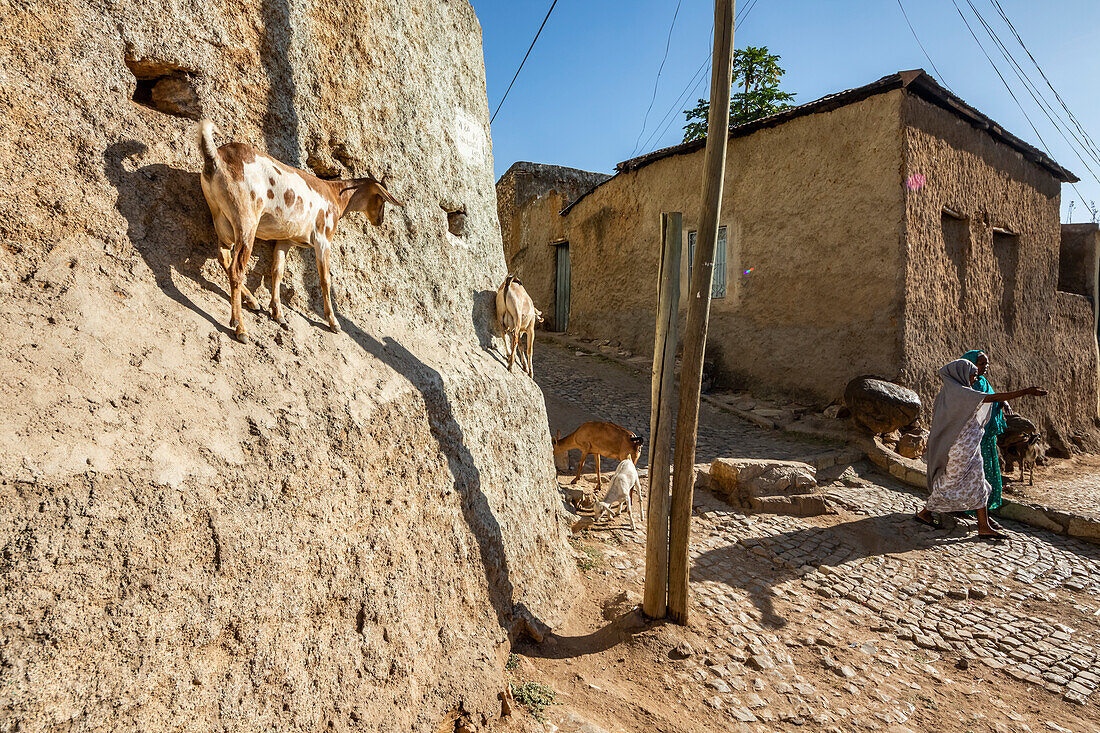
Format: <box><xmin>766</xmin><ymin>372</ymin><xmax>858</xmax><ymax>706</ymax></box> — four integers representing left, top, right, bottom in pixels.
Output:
<box><xmin>279</xmin><ymin>318</ymin><xmax>289</xmax><ymax>330</ymax></box>
<box><xmin>235</xmin><ymin>330</ymin><xmax>249</xmax><ymax>344</ymax></box>
<box><xmin>329</xmin><ymin>321</ymin><xmax>341</xmax><ymax>333</ymax></box>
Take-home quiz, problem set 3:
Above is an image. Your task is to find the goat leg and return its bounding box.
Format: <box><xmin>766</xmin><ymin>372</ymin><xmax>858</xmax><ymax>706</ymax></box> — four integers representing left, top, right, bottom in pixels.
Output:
<box><xmin>218</xmin><ymin>244</ymin><xmax>260</xmax><ymax>311</ymax></box>
<box><xmin>317</xmin><ymin>244</ymin><xmax>340</xmax><ymax>332</ymax></box>
<box><xmin>572</xmin><ymin>452</ymin><xmax>587</xmax><ymax>485</ymax></box>
<box><xmin>507</xmin><ymin>329</ymin><xmax>519</xmax><ymax>372</ymax></box>
<box><xmin>229</xmin><ymin>227</ymin><xmax>256</xmax><ymax>343</ymax></box>
<box><xmin>269</xmin><ymin>241</ymin><xmax>291</xmax><ymax>329</ymax></box>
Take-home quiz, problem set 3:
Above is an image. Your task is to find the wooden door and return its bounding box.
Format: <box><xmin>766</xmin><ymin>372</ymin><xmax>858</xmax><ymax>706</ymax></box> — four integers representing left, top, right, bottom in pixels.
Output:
<box><xmin>555</xmin><ymin>242</ymin><xmax>570</xmax><ymax>331</ymax></box>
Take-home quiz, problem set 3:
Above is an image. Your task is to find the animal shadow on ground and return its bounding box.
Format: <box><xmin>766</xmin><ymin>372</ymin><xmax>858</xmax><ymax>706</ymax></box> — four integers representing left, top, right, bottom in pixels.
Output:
<box><xmin>338</xmin><ymin>315</ymin><xmax>545</xmax><ymax>640</ymax></box>
<box><xmin>472</xmin><ymin>288</ymin><xmax>506</xmax><ymax>368</ymax></box>
<box><xmin>693</xmin><ymin>512</ymin><xmax>965</xmax><ymax>629</ymax></box>
<box><xmin>103</xmin><ymin>139</ymin><xmax>275</xmax><ymax>335</ymax></box>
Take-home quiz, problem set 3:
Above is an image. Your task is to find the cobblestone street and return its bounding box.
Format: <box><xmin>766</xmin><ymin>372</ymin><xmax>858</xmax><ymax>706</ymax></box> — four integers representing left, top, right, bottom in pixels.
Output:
<box><xmin>535</xmin><ymin>342</ymin><xmax>825</xmax><ymax>467</ymax></box>
<box><xmin>533</xmin><ymin>341</ymin><xmax>1100</xmax><ymax>730</ymax></box>
<box><xmin>1011</xmin><ymin>455</ymin><xmax>1100</xmax><ymax>522</ymax></box>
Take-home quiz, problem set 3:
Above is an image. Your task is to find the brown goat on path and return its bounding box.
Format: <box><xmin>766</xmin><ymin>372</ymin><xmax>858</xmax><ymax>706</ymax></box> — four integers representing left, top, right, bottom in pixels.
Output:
<box><xmin>197</xmin><ymin>120</ymin><xmax>404</xmax><ymax>343</ymax></box>
<box><xmin>552</xmin><ymin>421</ymin><xmax>644</xmax><ymax>491</ymax></box>
<box><xmin>495</xmin><ymin>274</ymin><xmax>543</xmax><ymax>376</ymax></box>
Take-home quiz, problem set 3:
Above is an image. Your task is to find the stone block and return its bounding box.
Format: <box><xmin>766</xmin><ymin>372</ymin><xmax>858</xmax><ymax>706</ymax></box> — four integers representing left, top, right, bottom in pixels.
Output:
<box><xmin>711</xmin><ymin>458</ymin><xmax>817</xmax><ymax>498</ymax></box>
<box><xmin>996</xmin><ymin>502</ymin><xmax>1065</xmax><ymax>533</ymax></box>
<box><xmin>1067</xmin><ymin>516</ymin><xmax>1100</xmax><ymax>542</ymax></box>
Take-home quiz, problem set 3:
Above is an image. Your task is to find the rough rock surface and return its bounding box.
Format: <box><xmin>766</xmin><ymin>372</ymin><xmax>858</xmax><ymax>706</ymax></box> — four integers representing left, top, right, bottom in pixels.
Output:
<box><xmin>844</xmin><ymin>377</ymin><xmax>922</xmax><ymax>434</ymax></box>
<box><xmin>709</xmin><ymin>459</ymin><xmax>829</xmax><ymax>516</ymax></box>
<box><xmin>0</xmin><ymin>1</ymin><xmax>575</xmax><ymax>730</ymax></box>
<box><xmin>896</xmin><ymin>430</ymin><xmax>929</xmax><ymax>459</ymax></box>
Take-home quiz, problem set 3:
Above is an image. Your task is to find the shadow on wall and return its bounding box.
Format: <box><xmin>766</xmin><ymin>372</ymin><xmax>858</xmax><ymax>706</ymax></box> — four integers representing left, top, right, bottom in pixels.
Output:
<box><xmin>102</xmin><ymin>139</ymin><xmax>260</xmax><ymax>336</ymax></box>
<box><xmin>261</xmin><ymin>0</ymin><xmax>300</xmax><ymax>165</ymax></box>
<box><xmin>473</xmin><ymin>288</ymin><xmax>507</xmax><ymax>368</ymax></box>
<box><xmin>337</xmin><ymin>315</ymin><xmax>543</xmax><ymax>637</ymax></box>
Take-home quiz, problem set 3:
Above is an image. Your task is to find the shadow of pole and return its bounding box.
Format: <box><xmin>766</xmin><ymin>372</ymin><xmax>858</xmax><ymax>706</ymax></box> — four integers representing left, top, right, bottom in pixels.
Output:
<box><xmin>339</xmin><ymin>315</ymin><xmax>545</xmax><ymax>638</ymax></box>
<box><xmin>260</xmin><ymin>0</ymin><xmax>301</xmax><ymax>164</ymax></box>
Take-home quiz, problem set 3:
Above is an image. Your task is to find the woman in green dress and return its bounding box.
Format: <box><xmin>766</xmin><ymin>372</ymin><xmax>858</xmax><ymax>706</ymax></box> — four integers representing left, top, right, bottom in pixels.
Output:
<box><xmin>961</xmin><ymin>350</ymin><xmax>1008</xmax><ymax>517</ymax></box>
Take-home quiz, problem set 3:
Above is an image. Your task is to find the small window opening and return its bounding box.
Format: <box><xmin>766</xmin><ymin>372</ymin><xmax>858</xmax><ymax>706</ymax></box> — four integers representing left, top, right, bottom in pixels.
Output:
<box><xmin>446</xmin><ymin>208</ymin><xmax>467</xmax><ymax>238</ymax></box>
<box><xmin>687</xmin><ymin>226</ymin><xmax>727</xmax><ymax>298</ymax></box>
<box><xmin>941</xmin><ymin>211</ymin><xmax>969</xmax><ymax>310</ymax></box>
<box><xmin>993</xmin><ymin>230</ymin><xmax>1020</xmax><ymax>332</ymax></box>
<box><xmin>124</xmin><ymin>57</ymin><xmax>201</xmax><ymax>119</ymax></box>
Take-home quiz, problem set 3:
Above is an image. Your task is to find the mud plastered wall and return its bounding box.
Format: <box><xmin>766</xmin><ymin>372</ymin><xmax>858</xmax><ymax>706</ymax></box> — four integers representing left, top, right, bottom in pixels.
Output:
<box><xmin>497</xmin><ymin>162</ymin><xmax>610</xmax><ymax>332</ymax></box>
<box><xmin>0</xmin><ymin>1</ymin><xmax>575</xmax><ymax>730</ymax></box>
<box><xmin>899</xmin><ymin>94</ymin><xmax>1099</xmax><ymax>451</ymax></box>
<box><xmin>559</xmin><ymin>92</ymin><xmax>906</xmax><ymax>404</ymax></box>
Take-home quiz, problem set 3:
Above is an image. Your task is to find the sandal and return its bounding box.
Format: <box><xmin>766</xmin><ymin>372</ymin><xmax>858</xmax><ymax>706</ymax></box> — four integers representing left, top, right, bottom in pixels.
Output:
<box><xmin>977</xmin><ymin>531</ymin><xmax>1008</xmax><ymax>542</ymax></box>
<box><xmin>914</xmin><ymin>513</ymin><xmax>943</xmax><ymax>529</ymax></box>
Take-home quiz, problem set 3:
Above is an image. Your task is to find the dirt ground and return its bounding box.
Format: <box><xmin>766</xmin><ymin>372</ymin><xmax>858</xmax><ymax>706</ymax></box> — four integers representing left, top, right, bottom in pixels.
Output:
<box><xmin>490</xmin><ymin>474</ymin><xmax>1100</xmax><ymax>733</ymax></box>
<box><xmin>485</xmin><ymin>343</ymin><xmax>1100</xmax><ymax>733</ymax></box>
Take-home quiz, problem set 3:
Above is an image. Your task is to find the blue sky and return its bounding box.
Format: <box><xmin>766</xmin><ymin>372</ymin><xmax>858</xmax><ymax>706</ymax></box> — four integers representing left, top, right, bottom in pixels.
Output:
<box><xmin>472</xmin><ymin>0</ymin><xmax>1100</xmax><ymax>222</ymax></box>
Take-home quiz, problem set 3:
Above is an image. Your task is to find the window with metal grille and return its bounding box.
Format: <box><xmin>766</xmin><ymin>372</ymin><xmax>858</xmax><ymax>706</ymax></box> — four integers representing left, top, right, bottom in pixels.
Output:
<box><xmin>688</xmin><ymin>226</ymin><xmax>727</xmax><ymax>298</ymax></box>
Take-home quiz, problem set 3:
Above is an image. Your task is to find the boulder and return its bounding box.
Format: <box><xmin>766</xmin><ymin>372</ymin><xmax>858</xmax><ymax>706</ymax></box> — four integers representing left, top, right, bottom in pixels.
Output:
<box><xmin>897</xmin><ymin>430</ymin><xmax>929</xmax><ymax>459</ymax></box>
<box><xmin>844</xmin><ymin>376</ymin><xmax>922</xmax><ymax>434</ymax></box>
<box><xmin>710</xmin><ymin>458</ymin><xmax>830</xmax><ymax>516</ymax></box>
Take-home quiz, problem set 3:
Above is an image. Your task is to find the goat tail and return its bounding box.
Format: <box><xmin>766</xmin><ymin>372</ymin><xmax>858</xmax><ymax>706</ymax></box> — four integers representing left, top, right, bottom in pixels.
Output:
<box><xmin>198</xmin><ymin>119</ymin><xmax>221</xmax><ymax>178</ymax></box>
<box><xmin>503</xmin><ymin>273</ymin><xmax>517</xmax><ymax>293</ymax></box>
<box><xmin>535</xmin><ymin>307</ymin><xmax>544</xmax><ymax>323</ymax></box>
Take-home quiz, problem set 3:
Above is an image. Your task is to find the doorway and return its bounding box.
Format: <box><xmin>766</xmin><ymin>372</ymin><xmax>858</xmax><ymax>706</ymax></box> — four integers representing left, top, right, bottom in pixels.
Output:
<box><xmin>554</xmin><ymin>242</ymin><xmax>570</xmax><ymax>331</ymax></box>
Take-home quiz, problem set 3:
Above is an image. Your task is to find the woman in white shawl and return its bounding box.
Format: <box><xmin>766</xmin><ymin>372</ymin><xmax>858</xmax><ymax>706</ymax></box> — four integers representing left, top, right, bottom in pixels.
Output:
<box><xmin>915</xmin><ymin>359</ymin><xmax>1047</xmax><ymax>540</ymax></box>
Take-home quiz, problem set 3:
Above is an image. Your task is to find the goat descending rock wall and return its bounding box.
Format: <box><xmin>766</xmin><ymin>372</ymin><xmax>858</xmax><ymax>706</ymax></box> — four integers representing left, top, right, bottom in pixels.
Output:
<box><xmin>0</xmin><ymin>1</ymin><xmax>577</xmax><ymax>730</ymax></box>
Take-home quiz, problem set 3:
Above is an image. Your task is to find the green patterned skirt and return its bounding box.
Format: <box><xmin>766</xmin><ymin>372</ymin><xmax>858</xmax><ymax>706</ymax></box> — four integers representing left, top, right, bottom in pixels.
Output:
<box><xmin>982</xmin><ymin>431</ymin><xmax>1003</xmax><ymax>510</ymax></box>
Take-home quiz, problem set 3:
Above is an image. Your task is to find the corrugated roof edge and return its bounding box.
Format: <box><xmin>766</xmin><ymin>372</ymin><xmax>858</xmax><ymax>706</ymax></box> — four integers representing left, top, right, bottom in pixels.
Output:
<box><xmin>560</xmin><ymin>69</ymin><xmax>1077</xmax><ymax>217</ymax></box>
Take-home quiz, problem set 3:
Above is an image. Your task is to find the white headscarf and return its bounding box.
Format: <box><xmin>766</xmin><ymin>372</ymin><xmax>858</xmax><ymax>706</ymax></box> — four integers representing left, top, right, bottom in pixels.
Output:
<box><xmin>924</xmin><ymin>359</ymin><xmax>991</xmax><ymax>484</ymax></box>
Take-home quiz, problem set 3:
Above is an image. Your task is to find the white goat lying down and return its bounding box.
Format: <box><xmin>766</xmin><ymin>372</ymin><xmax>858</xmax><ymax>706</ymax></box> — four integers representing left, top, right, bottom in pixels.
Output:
<box><xmin>594</xmin><ymin>457</ymin><xmax>644</xmax><ymax>531</ymax></box>
<box><xmin>197</xmin><ymin>120</ymin><xmax>404</xmax><ymax>343</ymax></box>
<box><xmin>495</xmin><ymin>274</ymin><xmax>543</xmax><ymax>377</ymax></box>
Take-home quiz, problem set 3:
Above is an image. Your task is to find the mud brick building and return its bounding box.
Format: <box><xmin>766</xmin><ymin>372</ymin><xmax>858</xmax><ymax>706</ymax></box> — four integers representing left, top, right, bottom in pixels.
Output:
<box><xmin>498</xmin><ymin>70</ymin><xmax>1100</xmax><ymax>451</ymax></box>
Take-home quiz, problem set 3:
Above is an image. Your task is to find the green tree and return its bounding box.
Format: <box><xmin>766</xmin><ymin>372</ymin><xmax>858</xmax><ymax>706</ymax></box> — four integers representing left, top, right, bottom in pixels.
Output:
<box><xmin>682</xmin><ymin>46</ymin><xmax>796</xmax><ymax>142</ymax></box>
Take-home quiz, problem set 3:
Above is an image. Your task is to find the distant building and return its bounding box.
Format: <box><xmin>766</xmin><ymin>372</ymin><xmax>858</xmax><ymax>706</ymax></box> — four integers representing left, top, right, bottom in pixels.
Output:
<box><xmin>497</xmin><ymin>70</ymin><xmax>1099</xmax><ymax>452</ymax></box>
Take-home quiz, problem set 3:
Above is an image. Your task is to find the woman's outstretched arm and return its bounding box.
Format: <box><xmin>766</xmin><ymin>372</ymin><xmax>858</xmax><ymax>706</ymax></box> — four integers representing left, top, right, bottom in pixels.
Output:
<box><xmin>983</xmin><ymin>387</ymin><xmax>1047</xmax><ymax>403</ymax></box>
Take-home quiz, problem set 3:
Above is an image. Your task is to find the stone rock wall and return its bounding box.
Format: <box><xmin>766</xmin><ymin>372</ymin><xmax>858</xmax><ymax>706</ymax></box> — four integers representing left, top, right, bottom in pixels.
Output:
<box><xmin>0</xmin><ymin>1</ymin><xmax>576</xmax><ymax>729</ymax></box>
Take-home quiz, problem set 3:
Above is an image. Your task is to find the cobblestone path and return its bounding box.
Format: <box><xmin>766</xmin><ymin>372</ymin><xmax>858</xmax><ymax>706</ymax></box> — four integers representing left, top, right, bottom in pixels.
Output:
<box><xmin>537</xmin><ymin>342</ymin><xmax>1100</xmax><ymax>727</ymax></box>
<box><xmin>534</xmin><ymin>341</ymin><xmax>828</xmax><ymax>466</ymax></box>
<box><xmin>1009</xmin><ymin>455</ymin><xmax>1100</xmax><ymax>522</ymax></box>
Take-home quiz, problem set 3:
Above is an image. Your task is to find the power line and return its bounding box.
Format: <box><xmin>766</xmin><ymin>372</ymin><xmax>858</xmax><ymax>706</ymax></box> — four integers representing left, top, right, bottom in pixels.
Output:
<box><xmin>639</xmin><ymin>52</ymin><xmax>712</xmax><ymax>154</ymax></box>
<box><xmin>896</xmin><ymin>0</ymin><xmax>953</xmax><ymax>92</ymax></box>
<box><xmin>634</xmin><ymin>0</ymin><xmax>766</xmax><ymax>156</ymax></box>
<box><xmin>630</xmin><ymin>0</ymin><xmax>684</xmax><ymax>158</ymax></box>
<box><xmin>988</xmin><ymin>0</ymin><xmax>1100</xmax><ymax>168</ymax></box>
<box><xmin>491</xmin><ymin>0</ymin><xmax>559</xmax><ymax>124</ymax></box>
<box><xmin>950</xmin><ymin>0</ymin><xmax>1095</xmax><ymax>211</ymax></box>
<box><xmin>963</xmin><ymin>0</ymin><xmax>1100</xmax><ymax>182</ymax></box>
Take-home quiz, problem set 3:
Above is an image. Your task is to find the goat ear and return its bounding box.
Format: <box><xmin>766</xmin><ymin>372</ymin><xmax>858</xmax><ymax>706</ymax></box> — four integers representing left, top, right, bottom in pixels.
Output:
<box><xmin>374</xmin><ymin>177</ymin><xmax>405</xmax><ymax>207</ymax></box>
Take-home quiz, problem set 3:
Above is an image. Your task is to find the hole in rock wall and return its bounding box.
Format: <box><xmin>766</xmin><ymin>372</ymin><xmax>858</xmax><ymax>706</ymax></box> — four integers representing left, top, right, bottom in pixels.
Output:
<box><xmin>124</xmin><ymin>57</ymin><xmax>202</xmax><ymax>119</ymax></box>
<box><xmin>445</xmin><ymin>207</ymin><xmax>467</xmax><ymax>238</ymax></box>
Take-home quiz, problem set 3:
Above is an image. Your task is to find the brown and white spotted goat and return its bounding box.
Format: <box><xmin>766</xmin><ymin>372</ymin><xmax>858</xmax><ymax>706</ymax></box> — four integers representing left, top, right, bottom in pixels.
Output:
<box><xmin>197</xmin><ymin>120</ymin><xmax>404</xmax><ymax>342</ymax></box>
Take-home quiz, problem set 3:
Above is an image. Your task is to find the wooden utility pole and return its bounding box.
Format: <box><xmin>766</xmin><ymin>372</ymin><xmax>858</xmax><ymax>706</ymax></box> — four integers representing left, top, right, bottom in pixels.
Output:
<box><xmin>643</xmin><ymin>212</ymin><xmax>682</xmax><ymax>619</ymax></box>
<box><xmin>667</xmin><ymin>0</ymin><xmax>736</xmax><ymax>625</ymax></box>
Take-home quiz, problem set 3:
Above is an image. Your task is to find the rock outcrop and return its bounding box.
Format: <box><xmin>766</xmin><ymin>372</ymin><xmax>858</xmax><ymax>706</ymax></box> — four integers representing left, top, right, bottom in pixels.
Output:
<box><xmin>843</xmin><ymin>376</ymin><xmax>922</xmax><ymax>434</ymax></box>
<box><xmin>0</xmin><ymin>1</ymin><xmax>576</xmax><ymax>730</ymax></box>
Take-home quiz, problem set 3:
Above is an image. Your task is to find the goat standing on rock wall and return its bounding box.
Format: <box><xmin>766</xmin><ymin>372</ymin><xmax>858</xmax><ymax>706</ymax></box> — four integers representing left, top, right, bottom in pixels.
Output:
<box><xmin>495</xmin><ymin>274</ymin><xmax>542</xmax><ymax>377</ymax></box>
<box><xmin>197</xmin><ymin>120</ymin><xmax>404</xmax><ymax>343</ymax></box>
